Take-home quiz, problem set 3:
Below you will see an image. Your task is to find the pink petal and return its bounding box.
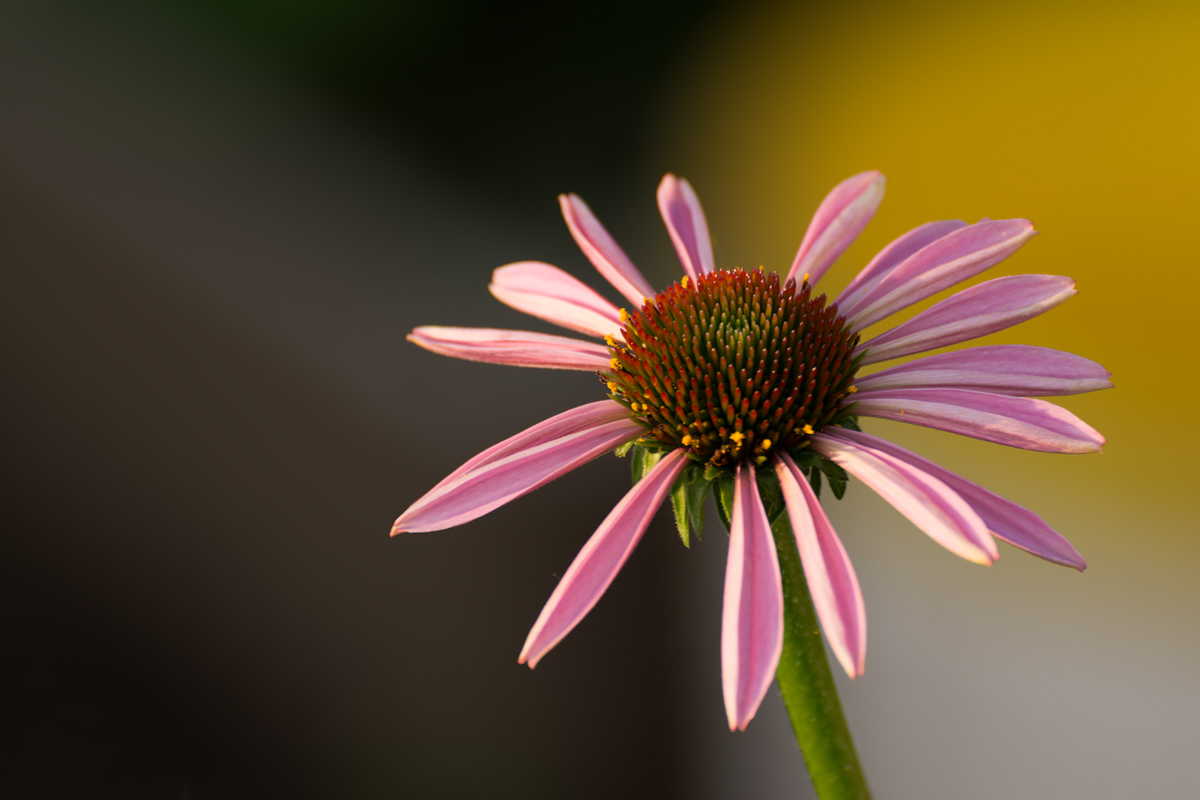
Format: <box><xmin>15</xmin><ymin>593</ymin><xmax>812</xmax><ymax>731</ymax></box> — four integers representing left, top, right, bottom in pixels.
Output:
<box><xmin>845</xmin><ymin>219</ymin><xmax>1038</xmax><ymax>330</ymax></box>
<box><xmin>560</xmin><ymin>193</ymin><xmax>657</xmax><ymax>306</ymax></box>
<box><xmin>420</xmin><ymin>400</ymin><xmax>630</xmax><ymax>497</ymax></box>
<box><xmin>519</xmin><ymin>449</ymin><xmax>688</xmax><ymax>668</ymax></box>
<box><xmin>409</xmin><ymin>326</ymin><xmax>612</xmax><ymax>371</ymax></box>
<box><xmin>811</xmin><ymin>432</ymin><xmax>998</xmax><ymax>564</ymax></box>
<box><xmin>855</xmin><ymin>345</ymin><xmax>1113</xmax><ymax>397</ymax></box>
<box><xmin>489</xmin><ymin>261</ymin><xmax>623</xmax><ymax>339</ymax></box>
<box><xmin>827</xmin><ymin>429</ymin><xmax>1086</xmax><ymax>570</ymax></box>
<box><xmin>658</xmin><ymin>174</ymin><xmax>715</xmax><ymax>280</ymax></box>
<box><xmin>852</xmin><ymin>388</ymin><xmax>1106</xmax><ymax>453</ymax></box>
<box><xmin>775</xmin><ymin>453</ymin><xmax>866</xmax><ymax>677</ymax></box>
<box><xmin>786</xmin><ymin>171</ymin><xmax>886</xmax><ymax>287</ymax></box>
<box><xmin>836</xmin><ymin>220</ymin><xmax>968</xmax><ymax>315</ymax></box>
<box><xmin>392</xmin><ymin>406</ymin><xmax>642</xmax><ymax>534</ymax></box>
<box><xmin>721</xmin><ymin>463</ymin><xmax>784</xmax><ymax>732</ymax></box>
<box><xmin>857</xmin><ymin>275</ymin><xmax>1077</xmax><ymax>364</ymax></box>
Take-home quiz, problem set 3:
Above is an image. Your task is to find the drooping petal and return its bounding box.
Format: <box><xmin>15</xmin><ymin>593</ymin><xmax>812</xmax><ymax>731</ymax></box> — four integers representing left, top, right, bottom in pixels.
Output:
<box><xmin>836</xmin><ymin>220</ymin><xmax>968</xmax><ymax>314</ymax></box>
<box><xmin>845</xmin><ymin>219</ymin><xmax>1038</xmax><ymax>330</ymax></box>
<box><xmin>417</xmin><ymin>400</ymin><xmax>630</xmax><ymax>499</ymax></box>
<box><xmin>721</xmin><ymin>463</ymin><xmax>784</xmax><ymax>732</ymax></box>
<box><xmin>560</xmin><ymin>193</ymin><xmax>657</xmax><ymax>306</ymax></box>
<box><xmin>392</xmin><ymin>408</ymin><xmax>643</xmax><ymax>534</ymax></box>
<box><xmin>409</xmin><ymin>326</ymin><xmax>612</xmax><ymax>371</ymax></box>
<box><xmin>787</xmin><ymin>171</ymin><xmax>886</xmax><ymax>287</ymax></box>
<box><xmin>854</xmin><ymin>345</ymin><xmax>1113</xmax><ymax>397</ymax></box>
<box><xmin>658</xmin><ymin>174</ymin><xmax>715</xmax><ymax>280</ymax></box>
<box><xmin>489</xmin><ymin>261</ymin><xmax>623</xmax><ymax>339</ymax></box>
<box><xmin>827</xmin><ymin>429</ymin><xmax>1086</xmax><ymax>570</ymax></box>
<box><xmin>857</xmin><ymin>275</ymin><xmax>1077</xmax><ymax>364</ymax></box>
<box><xmin>775</xmin><ymin>453</ymin><xmax>866</xmax><ymax>677</ymax></box>
<box><xmin>811</xmin><ymin>432</ymin><xmax>998</xmax><ymax>564</ymax></box>
<box><xmin>851</xmin><ymin>387</ymin><xmax>1106</xmax><ymax>454</ymax></box>
<box><xmin>519</xmin><ymin>449</ymin><xmax>688</xmax><ymax>668</ymax></box>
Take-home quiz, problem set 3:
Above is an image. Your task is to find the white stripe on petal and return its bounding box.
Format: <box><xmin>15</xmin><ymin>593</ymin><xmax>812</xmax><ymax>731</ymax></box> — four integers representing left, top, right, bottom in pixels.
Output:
<box><xmin>836</xmin><ymin>220</ymin><xmax>968</xmax><ymax>315</ymax></box>
<box><xmin>560</xmin><ymin>193</ymin><xmax>657</xmax><ymax>306</ymax></box>
<box><xmin>722</xmin><ymin>463</ymin><xmax>784</xmax><ymax>731</ymax></box>
<box><xmin>845</xmin><ymin>219</ymin><xmax>1037</xmax><ymax>331</ymax></box>
<box><xmin>417</xmin><ymin>401</ymin><xmax>630</xmax><ymax>500</ymax></box>
<box><xmin>490</xmin><ymin>261</ymin><xmax>623</xmax><ymax>339</ymax></box>
<box><xmin>519</xmin><ymin>449</ymin><xmax>688</xmax><ymax>668</ymax></box>
<box><xmin>852</xmin><ymin>388</ymin><xmax>1106</xmax><ymax>454</ymax></box>
<box><xmin>775</xmin><ymin>453</ymin><xmax>867</xmax><ymax>677</ymax></box>
<box><xmin>855</xmin><ymin>345</ymin><xmax>1113</xmax><ymax>396</ymax></box>
<box><xmin>811</xmin><ymin>433</ymin><xmax>998</xmax><ymax>564</ymax></box>
<box><xmin>409</xmin><ymin>326</ymin><xmax>612</xmax><ymax>371</ymax></box>
<box><xmin>392</xmin><ymin>407</ymin><xmax>642</xmax><ymax>534</ymax></box>
<box><xmin>787</xmin><ymin>171</ymin><xmax>886</xmax><ymax>287</ymax></box>
<box><xmin>857</xmin><ymin>275</ymin><xmax>1077</xmax><ymax>364</ymax></box>
<box><xmin>658</xmin><ymin>174</ymin><xmax>715</xmax><ymax>280</ymax></box>
<box><xmin>827</xmin><ymin>429</ymin><xmax>1086</xmax><ymax>570</ymax></box>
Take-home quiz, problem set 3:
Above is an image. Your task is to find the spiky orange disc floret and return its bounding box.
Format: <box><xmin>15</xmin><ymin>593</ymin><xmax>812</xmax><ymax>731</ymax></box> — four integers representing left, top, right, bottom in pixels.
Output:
<box><xmin>604</xmin><ymin>268</ymin><xmax>861</xmax><ymax>468</ymax></box>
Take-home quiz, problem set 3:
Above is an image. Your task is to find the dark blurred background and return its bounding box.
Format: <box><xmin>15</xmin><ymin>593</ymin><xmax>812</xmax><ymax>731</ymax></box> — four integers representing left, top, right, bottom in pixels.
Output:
<box><xmin>3</xmin><ymin>1</ymin><xmax>1198</xmax><ymax>798</ymax></box>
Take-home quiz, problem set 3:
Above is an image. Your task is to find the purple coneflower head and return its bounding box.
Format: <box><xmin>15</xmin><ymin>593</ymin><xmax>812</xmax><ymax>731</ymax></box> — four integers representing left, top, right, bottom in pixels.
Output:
<box><xmin>394</xmin><ymin>171</ymin><xmax>1109</xmax><ymax>732</ymax></box>
<box><xmin>605</xmin><ymin>268</ymin><xmax>861</xmax><ymax>467</ymax></box>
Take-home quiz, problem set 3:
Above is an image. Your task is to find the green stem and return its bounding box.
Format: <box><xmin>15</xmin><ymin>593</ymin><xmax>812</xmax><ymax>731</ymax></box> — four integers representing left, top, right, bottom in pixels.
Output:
<box><xmin>771</xmin><ymin>513</ymin><xmax>871</xmax><ymax>800</ymax></box>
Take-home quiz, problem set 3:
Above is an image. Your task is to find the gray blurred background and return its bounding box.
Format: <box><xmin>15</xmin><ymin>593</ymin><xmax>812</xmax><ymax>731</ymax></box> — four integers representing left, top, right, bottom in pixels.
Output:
<box><xmin>2</xmin><ymin>1</ymin><xmax>1197</xmax><ymax>798</ymax></box>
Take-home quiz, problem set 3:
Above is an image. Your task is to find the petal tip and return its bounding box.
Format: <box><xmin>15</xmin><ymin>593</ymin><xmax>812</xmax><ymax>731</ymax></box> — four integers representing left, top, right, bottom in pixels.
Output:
<box><xmin>517</xmin><ymin>640</ymin><xmax>540</xmax><ymax>668</ymax></box>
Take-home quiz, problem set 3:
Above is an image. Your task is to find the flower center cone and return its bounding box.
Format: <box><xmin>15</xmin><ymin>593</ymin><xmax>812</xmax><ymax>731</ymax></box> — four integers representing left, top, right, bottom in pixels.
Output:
<box><xmin>606</xmin><ymin>268</ymin><xmax>861</xmax><ymax>468</ymax></box>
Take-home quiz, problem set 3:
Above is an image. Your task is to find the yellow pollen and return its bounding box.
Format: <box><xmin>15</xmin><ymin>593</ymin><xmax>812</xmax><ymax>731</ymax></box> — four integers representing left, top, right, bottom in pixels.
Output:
<box><xmin>610</xmin><ymin>357</ymin><xmax>622</xmax><ymax>371</ymax></box>
<box><xmin>803</xmin><ymin>424</ymin><xmax>814</xmax><ymax>435</ymax></box>
<box><xmin>681</xmin><ymin>276</ymin><xmax>689</xmax><ymax>289</ymax></box>
<box><xmin>761</xmin><ymin>439</ymin><xmax>772</xmax><ymax>450</ymax></box>
<box><xmin>847</xmin><ymin>385</ymin><xmax>858</xmax><ymax>394</ymax></box>
<box><xmin>681</xmin><ymin>435</ymin><xmax>693</xmax><ymax>446</ymax></box>
<box><xmin>730</xmin><ymin>432</ymin><xmax>745</xmax><ymax>445</ymax></box>
<box><xmin>803</xmin><ymin>272</ymin><xmax>810</xmax><ymax>283</ymax></box>
<box><xmin>643</xmin><ymin>393</ymin><xmax>652</xmax><ymax>399</ymax></box>
<box><xmin>605</xmin><ymin>334</ymin><xmax>617</xmax><ymax>347</ymax></box>
<box><xmin>619</xmin><ymin>308</ymin><xmax>630</xmax><ymax>323</ymax></box>
<box><xmin>607</xmin><ymin>381</ymin><xmax>619</xmax><ymax>391</ymax></box>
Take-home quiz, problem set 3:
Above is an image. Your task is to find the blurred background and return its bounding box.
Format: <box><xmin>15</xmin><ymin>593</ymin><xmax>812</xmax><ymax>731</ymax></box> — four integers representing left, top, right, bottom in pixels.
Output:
<box><xmin>2</xmin><ymin>0</ymin><xmax>1197</xmax><ymax>797</ymax></box>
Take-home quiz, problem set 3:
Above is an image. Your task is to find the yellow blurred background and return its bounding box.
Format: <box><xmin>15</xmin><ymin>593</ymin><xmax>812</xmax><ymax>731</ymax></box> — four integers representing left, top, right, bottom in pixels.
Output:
<box><xmin>649</xmin><ymin>1</ymin><xmax>1200</xmax><ymax>796</ymax></box>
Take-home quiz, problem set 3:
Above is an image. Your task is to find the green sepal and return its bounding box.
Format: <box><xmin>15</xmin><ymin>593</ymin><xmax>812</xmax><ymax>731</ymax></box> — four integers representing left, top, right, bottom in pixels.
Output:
<box><xmin>827</xmin><ymin>475</ymin><xmax>848</xmax><ymax>500</ymax></box>
<box><xmin>755</xmin><ymin>467</ymin><xmax>787</xmax><ymax>524</ymax></box>
<box><xmin>818</xmin><ymin>457</ymin><xmax>850</xmax><ymax>500</ymax></box>
<box><xmin>808</xmin><ymin>465</ymin><xmax>823</xmax><ymax>498</ymax></box>
<box><xmin>629</xmin><ymin>444</ymin><xmax>664</xmax><ymax>485</ymax></box>
<box><xmin>838</xmin><ymin>415</ymin><xmax>862</xmax><ymax>432</ymax></box>
<box><xmin>669</xmin><ymin>461</ymin><xmax>710</xmax><ymax>546</ymax></box>
<box><xmin>670</xmin><ymin>477</ymin><xmax>691</xmax><ymax>548</ymax></box>
<box><xmin>818</xmin><ymin>458</ymin><xmax>848</xmax><ymax>483</ymax></box>
<box><xmin>685</xmin><ymin>479</ymin><xmax>708</xmax><ymax>542</ymax></box>
<box><xmin>614</xmin><ymin>440</ymin><xmax>637</xmax><ymax>458</ymax></box>
<box><xmin>715</xmin><ymin>472</ymin><xmax>736</xmax><ymax>532</ymax></box>
<box><xmin>788</xmin><ymin>449</ymin><xmax>821</xmax><ymax>471</ymax></box>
